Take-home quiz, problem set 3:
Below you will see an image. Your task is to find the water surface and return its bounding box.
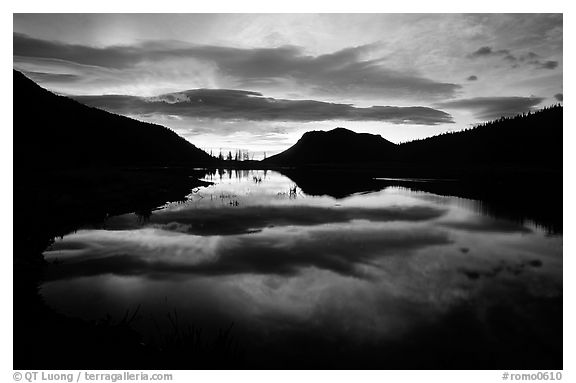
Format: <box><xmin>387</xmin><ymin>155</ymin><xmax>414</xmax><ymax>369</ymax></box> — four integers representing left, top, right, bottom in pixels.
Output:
<box><xmin>41</xmin><ymin>170</ymin><xmax>562</xmax><ymax>368</ymax></box>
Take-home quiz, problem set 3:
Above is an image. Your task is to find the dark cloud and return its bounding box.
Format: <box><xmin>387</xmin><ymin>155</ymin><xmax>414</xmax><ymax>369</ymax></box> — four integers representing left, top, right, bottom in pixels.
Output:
<box><xmin>73</xmin><ymin>89</ymin><xmax>454</xmax><ymax>125</ymax></box>
<box><xmin>14</xmin><ymin>33</ymin><xmax>461</xmax><ymax>100</ymax></box>
<box><xmin>519</xmin><ymin>54</ymin><xmax>558</xmax><ymax>70</ymax></box>
<box><xmin>468</xmin><ymin>46</ymin><xmax>521</xmax><ymax>65</ymax></box>
<box><xmin>554</xmin><ymin>93</ymin><xmax>563</xmax><ymax>102</ymax></box>
<box><xmin>470</xmin><ymin>46</ymin><xmax>494</xmax><ymax>57</ymax></box>
<box><xmin>435</xmin><ymin>96</ymin><xmax>544</xmax><ymax>120</ymax></box>
<box><xmin>467</xmin><ymin>75</ymin><xmax>478</xmax><ymax>81</ymax></box>
<box><xmin>469</xmin><ymin>46</ymin><xmax>513</xmax><ymax>59</ymax></box>
<box><xmin>14</xmin><ymin>33</ymin><xmax>146</xmax><ymax>69</ymax></box>
<box><xmin>469</xmin><ymin>46</ymin><xmax>559</xmax><ymax>70</ymax></box>
<box><xmin>537</xmin><ymin>60</ymin><xmax>559</xmax><ymax>70</ymax></box>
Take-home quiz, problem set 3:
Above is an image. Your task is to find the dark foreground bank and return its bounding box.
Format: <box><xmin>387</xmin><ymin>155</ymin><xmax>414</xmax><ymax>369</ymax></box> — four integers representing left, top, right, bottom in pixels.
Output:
<box><xmin>13</xmin><ymin>167</ymin><xmax>241</xmax><ymax>369</ymax></box>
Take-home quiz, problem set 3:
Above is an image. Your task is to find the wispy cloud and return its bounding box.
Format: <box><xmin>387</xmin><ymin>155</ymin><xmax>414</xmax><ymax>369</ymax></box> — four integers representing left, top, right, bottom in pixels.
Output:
<box><xmin>21</xmin><ymin>70</ymin><xmax>81</xmax><ymax>83</ymax></box>
<box><xmin>14</xmin><ymin>33</ymin><xmax>461</xmax><ymax>101</ymax></box>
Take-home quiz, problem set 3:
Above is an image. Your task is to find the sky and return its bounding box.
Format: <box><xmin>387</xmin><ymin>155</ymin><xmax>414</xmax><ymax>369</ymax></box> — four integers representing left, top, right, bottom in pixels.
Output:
<box><xmin>13</xmin><ymin>14</ymin><xmax>563</xmax><ymax>157</ymax></box>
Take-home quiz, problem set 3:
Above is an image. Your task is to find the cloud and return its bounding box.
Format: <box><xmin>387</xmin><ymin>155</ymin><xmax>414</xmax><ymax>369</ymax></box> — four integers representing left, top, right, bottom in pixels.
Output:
<box><xmin>21</xmin><ymin>70</ymin><xmax>81</xmax><ymax>83</ymax></box>
<box><xmin>469</xmin><ymin>46</ymin><xmax>514</xmax><ymax>60</ymax></box>
<box><xmin>14</xmin><ymin>32</ymin><xmax>147</xmax><ymax>69</ymax></box>
<box><xmin>469</xmin><ymin>45</ymin><xmax>559</xmax><ymax>71</ymax></box>
<box><xmin>470</xmin><ymin>46</ymin><xmax>494</xmax><ymax>57</ymax></box>
<box><xmin>537</xmin><ymin>60</ymin><xmax>558</xmax><ymax>70</ymax></box>
<box><xmin>435</xmin><ymin>96</ymin><xmax>544</xmax><ymax>120</ymax></box>
<box><xmin>14</xmin><ymin>33</ymin><xmax>461</xmax><ymax>101</ymax></box>
<box><xmin>519</xmin><ymin>55</ymin><xmax>558</xmax><ymax>70</ymax></box>
<box><xmin>554</xmin><ymin>93</ymin><xmax>563</xmax><ymax>102</ymax></box>
<box><xmin>467</xmin><ymin>75</ymin><xmax>478</xmax><ymax>81</ymax></box>
<box><xmin>72</xmin><ymin>89</ymin><xmax>454</xmax><ymax>125</ymax></box>
<box><xmin>469</xmin><ymin>46</ymin><xmax>518</xmax><ymax>63</ymax></box>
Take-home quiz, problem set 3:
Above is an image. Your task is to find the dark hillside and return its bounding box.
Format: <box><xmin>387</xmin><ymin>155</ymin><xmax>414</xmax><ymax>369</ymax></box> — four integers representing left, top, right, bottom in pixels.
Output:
<box><xmin>398</xmin><ymin>105</ymin><xmax>562</xmax><ymax>169</ymax></box>
<box><xmin>13</xmin><ymin>70</ymin><xmax>214</xmax><ymax>169</ymax></box>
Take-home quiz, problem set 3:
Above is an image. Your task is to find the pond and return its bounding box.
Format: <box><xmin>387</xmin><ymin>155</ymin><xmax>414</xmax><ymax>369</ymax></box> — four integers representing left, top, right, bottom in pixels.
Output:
<box><xmin>41</xmin><ymin>169</ymin><xmax>562</xmax><ymax>368</ymax></box>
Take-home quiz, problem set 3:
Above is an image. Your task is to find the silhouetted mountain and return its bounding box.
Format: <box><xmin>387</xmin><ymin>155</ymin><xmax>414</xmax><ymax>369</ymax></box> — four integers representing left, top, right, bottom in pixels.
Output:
<box><xmin>264</xmin><ymin>127</ymin><xmax>397</xmax><ymax>165</ymax></box>
<box><xmin>13</xmin><ymin>70</ymin><xmax>214</xmax><ymax>169</ymax></box>
<box><xmin>264</xmin><ymin>106</ymin><xmax>562</xmax><ymax>171</ymax></box>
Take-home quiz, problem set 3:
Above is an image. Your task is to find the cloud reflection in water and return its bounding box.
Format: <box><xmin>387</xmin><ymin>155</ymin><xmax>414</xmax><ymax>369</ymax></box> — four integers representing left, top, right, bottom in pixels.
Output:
<box><xmin>40</xmin><ymin>171</ymin><xmax>563</xmax><ymax>368</ymax></box>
